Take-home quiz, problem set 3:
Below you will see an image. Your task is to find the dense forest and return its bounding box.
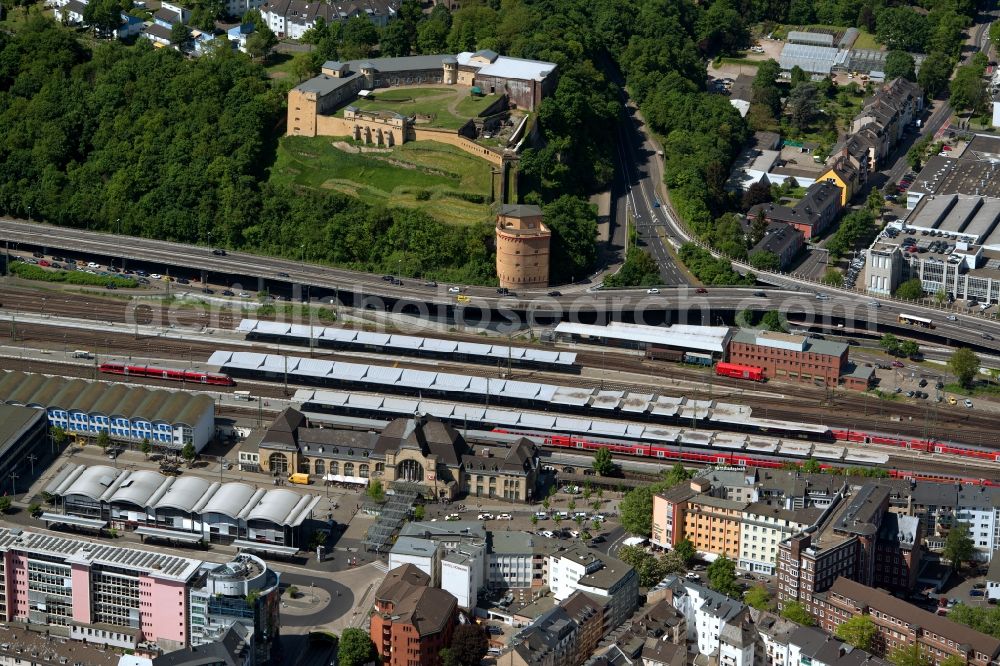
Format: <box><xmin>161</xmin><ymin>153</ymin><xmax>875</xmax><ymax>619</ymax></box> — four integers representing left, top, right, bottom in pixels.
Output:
<box><xmin>0</xmin><ymin>0</ymin><xmax>981</xmax><ymax>284</ymax></box>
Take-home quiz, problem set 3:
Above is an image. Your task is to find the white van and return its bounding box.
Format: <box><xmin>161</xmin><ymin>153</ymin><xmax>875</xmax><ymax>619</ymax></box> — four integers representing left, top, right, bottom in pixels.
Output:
<box><xmin>72</xmin><ymin>350</ymin><xmax>93</xmax><ymax>359</ymax></box>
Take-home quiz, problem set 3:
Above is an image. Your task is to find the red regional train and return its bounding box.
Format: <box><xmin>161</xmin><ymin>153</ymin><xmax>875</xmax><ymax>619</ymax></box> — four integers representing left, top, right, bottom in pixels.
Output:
<box><xmin>99</xmin><ymin>363</ymin><xmax>235</xmax><ymax>386</ymax></box>
<box><xmin>715</xmin><ymin>362</ymin><xmax>765</xmax><ymax>382</ymax></box>
<box><xmin>506</xmin><ymin>429</ymin><xmax>1000</xmax><ymax>488</ymax></box>
<box><xmin>832</xmin><ymin>429</ymin><xmax>1000</xmax><ymax>462</ymax></box>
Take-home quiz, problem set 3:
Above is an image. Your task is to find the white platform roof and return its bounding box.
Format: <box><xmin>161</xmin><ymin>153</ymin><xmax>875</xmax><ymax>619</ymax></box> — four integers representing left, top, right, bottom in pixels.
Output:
<box><xmin>238</xmin><ymin>319</ymin><xmax>576</xmax><ymax>365</ymax></box>
<box><xmin>553</xmin><ymin>321</ymin><xmax>731</xmax><ymax>354</ymax></box>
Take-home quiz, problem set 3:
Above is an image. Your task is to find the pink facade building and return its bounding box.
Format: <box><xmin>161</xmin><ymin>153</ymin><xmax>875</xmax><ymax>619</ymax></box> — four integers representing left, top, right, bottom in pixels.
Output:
<box><xmin>0</xmin><ymin>528</ymin><xmax>202</xmax><ymax>653</ymax></box>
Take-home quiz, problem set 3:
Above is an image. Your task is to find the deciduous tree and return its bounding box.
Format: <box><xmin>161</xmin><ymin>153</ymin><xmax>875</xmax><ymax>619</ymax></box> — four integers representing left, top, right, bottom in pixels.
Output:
<box><xmin>449</xmin><ymin>624</ymin><xmax>488</xmax><ymax>666</ymax></box>
<box><xmin>592</xmin><ymin>447</ymin><xmax>614</xmax><ymax>476</ymax></box>
<box><xmin>835</xmin><ymin>614</ymin><xmax>877</xmax><ymax>650</ymax></box>
<box><xmin>707</xmin><ymin>556</ymin><xmax>741</xmax><ymax>598</ymax></box>
<box><xmin>781</xmin><ymin>601</ymin><xmax>815</xmax><ymax>626</ymax></box>
<box><xmin>943</xmin><ymin>522</ymin><xmax>975</xmax><ymax>569</ymax></box>
<box><xmin>949</xmin><ymin>347</ymin><xmax>981</xmax><ymax>388</ymax></box>
<box><xmin>338</xmin><ymin>628</ymin><xmax>377</xmax><ymax>666</ymax></box>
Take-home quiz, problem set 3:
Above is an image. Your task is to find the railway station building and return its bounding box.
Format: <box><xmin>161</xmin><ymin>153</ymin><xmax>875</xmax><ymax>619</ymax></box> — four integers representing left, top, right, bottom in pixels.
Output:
<box><xmin>0</xmin><ymin>371</ymin><xmax>216</xmax><ymax>451</ymax></box>
<box><xmin>259</xmin><ymin>408</ymin><xmax>541</xmax><ymax>502</ymax></box>
<box><xmin>43</xmin><ymin>464</ymin><xmax>321</xmax><ymax>555</ymax></box>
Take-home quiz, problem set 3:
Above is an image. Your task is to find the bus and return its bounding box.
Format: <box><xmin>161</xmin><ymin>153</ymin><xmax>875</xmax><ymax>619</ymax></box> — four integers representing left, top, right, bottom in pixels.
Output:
<box><xmin>898</xmin><ymin>313</ymin><xmax>934</xmax><ymax>329</ymax></box>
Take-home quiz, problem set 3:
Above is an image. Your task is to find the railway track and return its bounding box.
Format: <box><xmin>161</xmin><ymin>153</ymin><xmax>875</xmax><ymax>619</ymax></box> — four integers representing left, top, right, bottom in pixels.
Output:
<box><xmin>3</xmin><ymin>283</ymin><xmax>999</xmax><ymax>447</ymax></box>
<box><xmin>4</xmin><ymin>318</ymin><xmax>1000</xmax><ymax>447</ymax></box>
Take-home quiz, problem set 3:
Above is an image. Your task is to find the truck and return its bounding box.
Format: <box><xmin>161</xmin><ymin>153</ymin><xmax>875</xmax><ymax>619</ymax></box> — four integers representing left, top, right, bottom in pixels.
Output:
<box><xmin>288</xmin><ymin>473</ymin><xmax>310</xmax><ymax>485</ymax></box>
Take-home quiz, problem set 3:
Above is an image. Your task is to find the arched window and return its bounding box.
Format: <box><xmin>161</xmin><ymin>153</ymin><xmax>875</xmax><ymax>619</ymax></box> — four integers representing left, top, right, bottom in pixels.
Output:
<box><xmin>268</xmin><ymin>453</ymin><xmax>288</xmax><ymax>475</ymax></box>
<box><xmin>396</xmin><ymin>459</ymin><xmax>424</xmax><ymax>483</ymax></box>
<box><xmin>360</xmin><ymin>464</ymin><xmax>369</xmax><ymax>478</ymax></box>
<box><xmin>344</xmin><ymin>462</ymin><xmax>355</xmax><ymax>477</ymax></box>
<box><xmin>314</xmin><ymin>460</ymin><xmax>325</xmax><ymax>477</ymax></box>
<box><xmin>330</xmin><ymin>461</ymin><xmax>339</xmax><ymax>476</ymax></box>
<box><xmin>298</xmin><ymin>457</ymin><xmax>311</xmax><ymax>474</ymax></box>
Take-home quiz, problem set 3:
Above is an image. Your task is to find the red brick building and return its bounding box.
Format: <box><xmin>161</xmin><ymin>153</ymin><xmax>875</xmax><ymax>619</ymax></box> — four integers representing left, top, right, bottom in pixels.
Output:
<box><xmin>820</xmin><ymin>577</ymin><xmax>1000</xmax><ymax>666</ymax></box>
<box><xmin>371</xmin><ymin>564</ymin><xmax>458</xmax><ymax>666</ymax></box>
<box><xmin>727</xmin><ymin>330</ymin><xmax>848</xmax><ymax>388</ymax></box>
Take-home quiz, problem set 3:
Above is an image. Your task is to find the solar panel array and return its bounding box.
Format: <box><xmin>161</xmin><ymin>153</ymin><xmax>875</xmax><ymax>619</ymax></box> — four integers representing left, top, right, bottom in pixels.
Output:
<box><xmin>294</xmin><ymin>389</ymin><xmax>855</xmax><ymax>462</ymax></box>
<box><xmin>238</xmin><ymin>319</ymin><xmax>577</xmax><ymax>366</ymax></box>
<box><xmin>0</xmin><ymin>528</ymin><xmax>202</xmax><ymax>581</ymax></box>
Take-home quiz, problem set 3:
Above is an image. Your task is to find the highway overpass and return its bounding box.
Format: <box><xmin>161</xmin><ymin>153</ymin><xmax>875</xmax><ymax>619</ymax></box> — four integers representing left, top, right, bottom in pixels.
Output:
<box><xmin>2</xmin><ymin>218</ymin><xmax>999</xmax><ymax>353</ymax></box>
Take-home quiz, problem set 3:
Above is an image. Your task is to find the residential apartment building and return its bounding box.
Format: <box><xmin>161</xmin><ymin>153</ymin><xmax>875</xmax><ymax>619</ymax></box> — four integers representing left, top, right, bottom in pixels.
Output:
<box><xmin>683</xmin><ymin>495</ymin><xmax>746</xmax><ymax>560</ymax></box>
<box><xmin>849</xmin><ymin>78</ymin><xmax>923</xmax><ymax>166</ymax></box>
<box><xmin>262</xmin><ymin>0</ymin><xmax>398</xmax><ymax>39</ymax></box>
<box><xmin>750</xmin><ymin>221</ymin><xmax>805</xmax><ymax>270</ymax></box>
<box><xmin>653</xmin><ymin>474</ymin><xmax>821</xmax><ymax>574</ymax></box>
<box><xmin>727</xmin><ymin>331</ymin><xmax>849</xmax><ymax>389</ymax></box>
<box><xmin>654</xmin><ymin>576</ymin><xmax>749</xmax><ymax>661</ymax></box>
<box><xmin>902</xmin><ymin>483</ymin><xmax>1000</xmax><ymax>559</ymax></box>
<box><xmin>777</xmin><ymin>484</ymin><xmax>924</xmax><ymax>617</ymax></box>
<box><xmin>490</xmin><ymin>532</ymin><xmax>549</xmax><ymax>590</ymax></box>
<box><xmin>748</xmin><ymin>180</ymin><xmax>843</xmax><ymax>239</ymax></box>
<box><xmin>873</xmin><ymin>513</ymin><xmax>922</xmax><ymax>590</ymax></box>
<box><xmin>371</xmin><ymin>565</ymin><xmax>458</xmax><ymax>666</ymax></box>
<box><xmin>499</xmin><ymin>606</ymin><xmax>578</xmax><ymax>666</ymax></box>
<box><xmin>821</xmin><ymin>577</ymin><xmax>1000</xmax><ymax>666</ymax></box>
<box><xmin>547</xmin><ymin>547</ymin><xmax>639</xmax><ymax>630</ymax></box>
<box><xmin>740</xmin><ymin>503</ymin><xmax>820</xmax><ymax>575</ymax></box>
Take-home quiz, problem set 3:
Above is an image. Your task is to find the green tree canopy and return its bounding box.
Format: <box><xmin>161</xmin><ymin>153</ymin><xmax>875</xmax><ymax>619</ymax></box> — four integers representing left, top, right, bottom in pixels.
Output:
<box><xmin>889</xmin><ymin>644</ymin><xmax>933</xmax><ymax>666</ymax></box>
<box><xmin>449</xmin><ymin>624</ymin><xmax>488</xmax><ymax>666</ymax></box>
<box><xmin>949</xmin><ymin>347</ymin><xmax>981</xmax><ymax>388</ymax></box>
<box><xmin>592</xmin><ymin>447</ymin><xmax>614</xmax><ymax>476</ymax></box>
<box><xmin>943</xmin><ymin>522</ymin><xmax>975</xmax><ymax>569</ymax></box>
<box><xmin>749</xmin><ymin>250</ymin><xmax>780</xmax><ymax>271</ymax></box>
<box><xmin>917</xmin><ymin>52</ymin><xmax>954</xmax><ymax>99</ymax></box>
<box><xmin>543</xmin><ymin>195</ymin><xmax>599</xmax><ymax>284</ymax></box>
<box><xmin>781</xmin><ymin>601</ymin><xmax>816</xmax><ymax>626</ymax></box>
<box><xmin>619</xmin><ymin>464</ymin><xmax>693</xmax><ymax>536</ymax></box>
<box><xmin>884</xmin><ymin>51</ymin><xmax>917</xmax><ymax>81</ymax></box>
<box><xmin>339</xmin><ymin>628</ymin><xmax>377</xmax><ymax>666</ymax></box>
<box><xmin>894</xmin><ymin>278</ymin><xmax>925</xmax><ymax>300</ymax></box>
<box><xmin>181</xmin><ymin>442</ymin><xmax>196</xmax><ymax>462</ymax></box>
<box><xmin>744</xmin><ymin>585</ymin><xmax>773</xmax><ymax>611</ymax></box>
<box><xmin>835</xmin><ymin>614</ymin><xmax>878</xmax><ymax>651</ymax></box>
<box><xmin>706</xmin><ymin>556</ymin><xmax>741</xmax><ymax>598</ymax></box>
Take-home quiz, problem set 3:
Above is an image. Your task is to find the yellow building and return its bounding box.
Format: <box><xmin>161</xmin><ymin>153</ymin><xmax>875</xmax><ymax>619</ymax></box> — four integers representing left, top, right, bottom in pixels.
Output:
<box><xmin>818</xmin><ymin>157</ymin><xmax>860</xmax><ymax>207</ymax></box>
<box><xmin>683</xmin><ymin>494</ymin><xmax>747</xmax><ymax>560</ymax></box>
<box><xmin>495</xmin><ymin>204</ymin><xmax>550</xmax><ymax>288</ymax></box>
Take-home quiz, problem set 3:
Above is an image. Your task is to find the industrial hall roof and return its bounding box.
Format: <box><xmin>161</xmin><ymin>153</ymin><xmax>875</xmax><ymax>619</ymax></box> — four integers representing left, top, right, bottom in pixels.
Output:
<box><xmin>0</xmin><ymin>370</ymin><xmax>213</xmax><ymax>426</ymax></box>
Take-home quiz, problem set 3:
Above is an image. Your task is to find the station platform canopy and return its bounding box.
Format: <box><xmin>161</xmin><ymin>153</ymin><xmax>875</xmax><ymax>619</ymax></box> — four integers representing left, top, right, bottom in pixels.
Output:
<box><xmin>553</xmin><ymin>321</ymin><xmax>732</xmax><ymax>354</ymax></box>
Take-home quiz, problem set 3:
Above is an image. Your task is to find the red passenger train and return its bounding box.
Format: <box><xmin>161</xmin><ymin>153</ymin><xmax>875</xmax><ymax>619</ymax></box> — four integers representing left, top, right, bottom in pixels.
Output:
<box><xmin>501</xmin><ymin>429</ymin><xmax>1000</xmax><ymax>488</ymax></box>
<box><xmin>715</xmin><ymin>362</ymin><xmax>765</xmax><ymax>382</ymax></box>
<box><xmin>99</xmin><ymin>362</ymin><xmax>235</xmax><ymax>386</ymax></box>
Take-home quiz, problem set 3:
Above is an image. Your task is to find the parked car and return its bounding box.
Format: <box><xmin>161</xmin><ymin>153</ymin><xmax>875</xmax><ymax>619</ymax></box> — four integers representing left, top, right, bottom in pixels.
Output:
<box><xmin>222</xmin><ymin>289</ymin><xmax>235</xmax><ymax>296</ymax></box>
<box><xmin>547</xmin><ymin>290</ymin><xmax>562</xmax><ymax>297</ymax></box>
<box><xmin>448</xmin><ymin>286</ymin><xmax>461</xmax><ymax>293</ymax></box>
<box><xmin>892</xmin><ymin>360</ymin><xmax>905</xmax><ymax>368</ymax></box>
<box><xmin>478</xmin><ymin>513</ymin><xmax>494</xmax><ymax>520</ymax></box>
<box><xmin>212</xmin><ymin>249</ymin><xmax>226</xmax><ymax>256</ymax></box>
<box><xmin>646</xmin><ymin>288</ymin><xmax>660</xmax><ymax>294</ymax></box>
<box><xmin>696</xmin><ymin>287</ymin><xmax>708</xmax><ymax>293</ymax></box>
<box><xmin>965</xmin><ymin>399</ymin><xmax>974</xmax><ymax>408</ymax></box>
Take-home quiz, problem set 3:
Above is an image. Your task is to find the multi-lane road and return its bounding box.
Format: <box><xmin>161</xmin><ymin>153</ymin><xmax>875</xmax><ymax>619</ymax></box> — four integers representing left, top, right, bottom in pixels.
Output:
<box><xmin>2</xmin><ymin>218</ymin><xmax>1000</xmax><ymax>353</ymax></box>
